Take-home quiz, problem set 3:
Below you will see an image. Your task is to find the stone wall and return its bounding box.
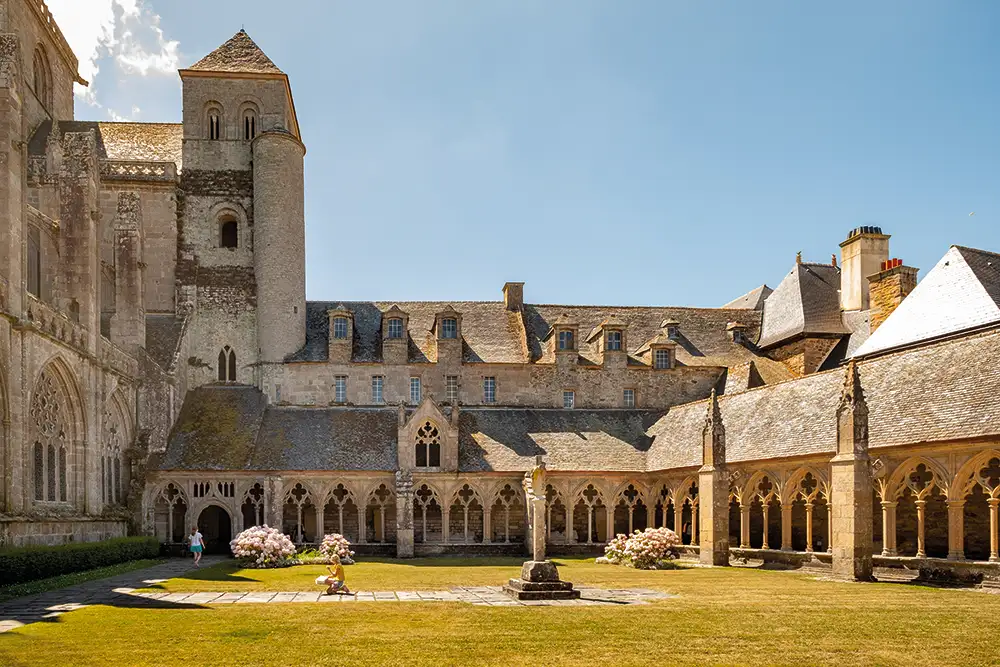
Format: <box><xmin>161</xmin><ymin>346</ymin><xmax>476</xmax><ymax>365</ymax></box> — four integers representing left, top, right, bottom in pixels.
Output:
<box><xmin>767</xmin><ymin>337</ymin><xmax>841</xmax><ymax>376</ymax></box>
<box><xmin>868</xmin><ymin>264</ymin><xmax>918</xmax><ymax>332</ymax></box>
<box><xmin>0</xmin><ymin>517</ymin><xmax>127</xmax><ymax>547</ymax></box>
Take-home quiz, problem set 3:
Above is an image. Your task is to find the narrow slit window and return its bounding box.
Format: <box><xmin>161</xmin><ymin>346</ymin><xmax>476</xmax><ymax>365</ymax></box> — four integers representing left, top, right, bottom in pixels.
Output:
<box><xmin>219</xmin><ymin>346</ymin><xmax>237</xmax><ymax>382</ymax></box>
<box><xmin>220</xmin><ymin>219</ymin><xmax>239</xmax><ymax>248</ymax></box>
<box><xmin>243</xmin><ymin>110</ymin><xmax>257</xmax><ymax>140</ymax></box>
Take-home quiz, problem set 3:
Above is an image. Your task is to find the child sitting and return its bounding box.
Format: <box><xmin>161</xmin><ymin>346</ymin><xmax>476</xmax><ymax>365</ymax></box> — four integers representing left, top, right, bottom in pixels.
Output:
<box><xmin>323</xmin><ymin>554</ymin><xmax>351</xmax><ymax>595</ymax></box>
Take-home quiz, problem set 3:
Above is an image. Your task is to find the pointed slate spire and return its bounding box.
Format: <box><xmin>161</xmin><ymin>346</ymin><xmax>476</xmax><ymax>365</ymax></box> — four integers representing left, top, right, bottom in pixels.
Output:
<box><xmin>837</xmin><ymin>358</ymin><xmax>867</xmax><ymax>416</ymax></box>
<box><xmin>189</xmin><ymin>30</ymin><xmax>284</xmax><ymax>75</ymax></box>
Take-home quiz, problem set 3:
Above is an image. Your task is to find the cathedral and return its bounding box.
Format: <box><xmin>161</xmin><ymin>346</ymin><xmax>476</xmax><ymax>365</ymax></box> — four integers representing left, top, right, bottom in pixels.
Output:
<box><xmin>2</xmin><ymin>2</ymin><xmax>999</xmax><ymax>578</ymax></box>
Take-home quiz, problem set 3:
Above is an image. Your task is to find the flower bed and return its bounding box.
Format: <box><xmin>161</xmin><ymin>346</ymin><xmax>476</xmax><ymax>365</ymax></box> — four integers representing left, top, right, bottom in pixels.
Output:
<box><xmin>318</xmin><ymin>533</ymin><xmax>356</xmax><ymax>564</ymax></box>
<box><xmin>601</xmin><ymin>527</ymin><xmax>681</xmax><ymax>569</ymax></box>
<box><xmin>230</xmin><ymin>526</ymin><xmax>297</xmax><ymax>568</ymax></box>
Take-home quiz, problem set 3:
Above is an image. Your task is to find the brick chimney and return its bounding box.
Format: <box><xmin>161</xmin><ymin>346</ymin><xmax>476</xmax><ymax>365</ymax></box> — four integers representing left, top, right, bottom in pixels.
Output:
<box><xmin>867</xmin><ymin>258</ymin><xmax>918</xmax><ymax>331</ymax></box>
<box><xmin>503</xmin><ymin>282</ymin><xmax>524</xmax><ymax>311</ymax></box>
<box><xmin>840</xmin><ymin>226</ymin><xmax>890</xmax><ymax>311</ymax></box>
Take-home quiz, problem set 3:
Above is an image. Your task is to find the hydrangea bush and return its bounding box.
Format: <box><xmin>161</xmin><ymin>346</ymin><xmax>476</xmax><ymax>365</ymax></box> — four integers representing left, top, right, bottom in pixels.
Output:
<box><xmin>319</xmin><ymin>533</ymin><xmax>356</xmax><ymax>564</ymax></box>
<box><xmin>602</xmin><ymin>527</ymin><xmax>681</xmax><ymax>569</ymax></box>
<box><xmin>230</xmin><ymin>525</ymin><xmax>297</xmax><ymax>568</ymax></box>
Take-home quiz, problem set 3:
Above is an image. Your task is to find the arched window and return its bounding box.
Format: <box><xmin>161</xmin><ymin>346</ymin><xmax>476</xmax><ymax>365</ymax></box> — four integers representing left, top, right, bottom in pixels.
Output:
<box><xmin>243</xmin><ymin>108</ymin><xmax>257</xmax><ymax>140</ymax></box>
<box><xmin>220</xmin><ymin>218</ymin><xmax>239</xmax><ymax>248</ymax></box>
<box><xmin>33</xmin><ymin>46</ymin><xmax>51</xmax><ymax>110</ymax></box>
<box><xmin>218</xmin><ymin>346</ymin><xmax>237</xmax><ymax>382</ymax></box>
<box><xmin>415</xmin><ymin>421</ymin><xmax>441</xmax><ymax>468</ymax></box>
<box><xmin>30</xmin><ymin>370</ymin><xmax>69</xmax><ymax>503</ymax></box>
<box><xmin>206</xmin><ymin>105</ymin><xmax>223</xmax><ymax>140</ymax></box>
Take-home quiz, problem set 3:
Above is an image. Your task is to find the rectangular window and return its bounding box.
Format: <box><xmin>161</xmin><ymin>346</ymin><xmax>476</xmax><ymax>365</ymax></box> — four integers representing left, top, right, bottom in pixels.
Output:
<box><xmin>410</xmin><ymin>377</ymin><xmax>421</xmax><ymax>404</ymax></box>
<box><xmin>623</xmin><ymin>389</ymin><xmax>635</xmax><ymax>408</ymax></box>
<box><xmin>654</xmin><ymin>349</ymin><xmax>672</xmax><ymax>369</ymax></box>
<box><xmin>334</xmin><ymin>376</ymin><xmax>347</xmax><ymax>403</ymax></box>
<box><xmin>387</xmin><ymin>318</ymin><xmax>404</xmax><ymax>339</ymax></box>
<box><xmin>275</xmin><ymin>384</ymin><xmax>281</xmax><ymax>403</ymax></box>
<box><xmin>333</xmin><ymin>317</ymin><xmax>349</xmax><ymax>339</ymax></box>
<box><xmin>483</xmin><ymin>377</ymin><xmax>496</xmax><ymax>404</ymax></box>
<box><xmin>446</xmin><ymin>375</ymin><xmax>459</xmax><ymax>403</ymax></box>
<box><xmin>558</xmin><ymin>330</ymin><xmax>574</xmax><ymax>350</ymax></box>
<box><xmin>563</xmin><ymin>390</ymin><xmax>575</xmax><ymax>409</ymax></box>
<box><xmin>371</xmin><ymin>376</ymin><xmax>384</xmax><ymax>404</ymax></box>
<box><xmin>606</xmin><ymin>330</ymin><xmax>623</xmax><ymax>351</ymax></box>
<box><xmin>441</xmin><ymin>318</ymin><xmax>458</xmax><ymax>339</ymax></box>
<box><xmin>27</xmin><ymin>226</ymin><xmax>41</xmax><ymax>297</ymax></box>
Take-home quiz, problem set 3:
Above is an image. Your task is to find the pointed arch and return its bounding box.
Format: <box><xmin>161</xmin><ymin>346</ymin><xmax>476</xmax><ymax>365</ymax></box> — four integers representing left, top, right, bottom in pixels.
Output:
<box><xmin>103</xmin><ymin>389</ymin><xmax>133</xmax><ymax>507</ymax></box>
<box><xmin>29</xmin><ymin>357</ymin><xmax>85</xmax><ymax>505</ymax></box>
<box><xmin>885</xmin><ymin>456</ymin><xmax>951</xmax><ymax>501</ymax></box>
<box><xmin>32</xmin><ymin>45</ymin><xmax>52</xmax><ymax>109</ymax></box>
<box><xmin>953</xmin><ymin>450</ymin><xmax>1000</xmax><ymax>501</ymax></box>
<box><xmin>414</xmin><ymin>420</ymin><xmax>441</xmax><ymax>468</ymax></box>
<box><xmin>218</xmin><ymin>346</ymin><xmax>237</xmax><ymax>382</ymax></box>
<box><xmin>783</xmin><ymin>466</ymin><xmax>828</xmax><ymax>503</ymax></box>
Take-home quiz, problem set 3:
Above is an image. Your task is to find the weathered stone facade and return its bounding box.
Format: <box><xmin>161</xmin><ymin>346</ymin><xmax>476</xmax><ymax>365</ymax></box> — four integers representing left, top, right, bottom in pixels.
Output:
<box><xmin>3</xmin><ymin>3</ymin><xmax>1000</xmax><ymax>583</ymax></box>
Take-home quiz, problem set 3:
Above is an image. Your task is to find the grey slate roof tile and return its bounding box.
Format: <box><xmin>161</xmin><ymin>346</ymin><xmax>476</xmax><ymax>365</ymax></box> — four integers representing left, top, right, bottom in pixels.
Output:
<box><xmin>722</xmin><ymin>284</ymin><xmax>773</xmax><ymax>310</ymax></box>
<box><xmin>854</xmin><ymin>246</ymin><xmax>1000</xmax><ymax>358</ymax></box>
<box><xmin>28</xmin><ymin>121</ymin><xmax>183</xmax><ymax>169</ymax></box>
<box><xmin>188</xmin><ymin>30</ymin><xmax>283</xmax><ymax>75</ymax></box>
<box><xmin>144</xmin><ymin>315</ymin><xmax>185</xmax><ymax>371</ymax></box>
<box><xmin>758</xmin><ymin>263</ymin><xmax>848</xmax><ymax>348</ymax></box>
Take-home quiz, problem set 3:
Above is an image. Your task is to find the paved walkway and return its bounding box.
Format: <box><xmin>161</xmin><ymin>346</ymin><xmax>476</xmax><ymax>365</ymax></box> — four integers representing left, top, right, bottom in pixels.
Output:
<box><xmin>0</xmin><ymin>558</ymin><xmax>671</xmax><ymax>632</ymax></box>
<box><xmin>0</xmin><ymin>556</ymin><xmax>227</xmax><ymax>633</ymax></box>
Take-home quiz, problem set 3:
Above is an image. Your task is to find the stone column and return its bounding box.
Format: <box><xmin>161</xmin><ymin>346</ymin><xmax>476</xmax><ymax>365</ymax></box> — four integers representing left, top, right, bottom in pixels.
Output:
<box><xmin>805</xmin><ymin>502</ymin><xmax>814</xmax><ymax>552</ymax></box>
<box><xmin>645</xmin><ymin>505</ymin><xmax>654</xmax><ymax>532</ymax></box>
<box><xmin>674</xmin><ymin>505</ymin><xmax>683</xmax><ymax>544</ymax></box>
<box><xmin>531</xmin><ymin>497</ymin><xmax>546</xmax><ymax>561</ymax></box>
<box><xmin>691</xmin><ymin>503</ymin><xmax>700</xmax><ymax>546</ymax></box>
<box><xmin>740</xmin><ymin>504</ymin><xmax>750</xmax><ymax>548</ymax></box>
<box><xmin>946</xmin><ymin>500</ymin><xmax>965</xmax><ymax>560</ymax></box>
<box><xmin>357</xmin><ymin>506</ymin><xmax>366</xmax><ymax>544</ymax></box>
<box><xmin>989</xmin><ymin>498</ymin><xmax>999</xmax><ymax>563</ymax></box>
<box><xmin>780</xmin><ymin>503</ymin><xmax>793</xmax><ymax>551</ymax></box>
<box><xmin>442</xmin><ymin>507</ymin><xmax>451</xmax><ymax>544</ymax></box>
<box><xmin>880</xmin><ymin>501</ymin><xmax>898</xmax><ymax>556</ymax></box>
<box><xmin>830</xmin><ymin>360</ymin><xmax>874</xmax><ymax>581</ymax></box>
<box><xmin>761</xmin><ymin>503</ymin><xmax>771</xmax><ymax>550</ymax></box>
<box><xmin>914</xmin><ymin>499</ymin><xmax>927</xmax><ymax>558</ymax></box>
<box><xmin>605</xmin><ymin>505</ymin><xmax>614</xmax><ymax>544</ymax></box>
<box><xmin>394</xmin><ymin>471</ymin><xmax>414</xmax><ymax>557</ymax></box>
<box><xmin>314</xmin><ymin>505</ymin><xmax>325</xmax><ymax>543</ymax></box>
<box><xmin>266</xmin><ymin>476</ymin><xmax>284</xmax><ymax>528</ymax></box>
<box><xmin>566</xmin><ymin>504</ymin><xmax>575</xmax><ymax>543</ymax></box>
<box><xmin>483</xmin><ymin>505</ymin><xmax>492</xmax><ymax>545</ymax></box>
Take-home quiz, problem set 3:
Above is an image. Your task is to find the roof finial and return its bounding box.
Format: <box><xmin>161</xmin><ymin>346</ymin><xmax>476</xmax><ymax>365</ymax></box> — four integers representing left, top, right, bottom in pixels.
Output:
<box><xmin>796</xmin><ymin>251</ymin><xmax>802</xmax><ymax>265</ymax></box>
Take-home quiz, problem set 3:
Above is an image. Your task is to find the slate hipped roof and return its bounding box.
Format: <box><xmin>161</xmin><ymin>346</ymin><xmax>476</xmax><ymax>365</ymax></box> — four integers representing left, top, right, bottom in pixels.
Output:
<box><xmin>722</xmin><ymin>285</ymin><xmax>773</xmax><ymax>310</ymax></box>
<box><xmin>188</xmin><ymin>30</ymin><xmax>284</xmax><ymax>75</ymax></box>
<box><xmin>757</xmin><ymin>262</ymin><xmax>848</xmax><ymax>348</ymax></box>
<box><xmin>853</xmin><ymin>246</ymin><xmax>1000</xmax><ymax>358</ymax></box>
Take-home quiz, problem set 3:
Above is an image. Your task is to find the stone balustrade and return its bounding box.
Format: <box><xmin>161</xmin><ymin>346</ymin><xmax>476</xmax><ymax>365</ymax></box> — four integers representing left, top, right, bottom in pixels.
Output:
<box><xmin>100</xmin><ymin>160</ymin><xmax>177</xmax><ymax>183</ymax></box>
<box><xmin>23</xmin><ymin>293</ymin><xmax>87</xmax><ymax>351</ymax></box>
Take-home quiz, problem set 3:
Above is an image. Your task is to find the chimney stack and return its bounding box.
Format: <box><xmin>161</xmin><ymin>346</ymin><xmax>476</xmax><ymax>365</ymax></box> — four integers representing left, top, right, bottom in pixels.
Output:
<box><xmin>867</xmin><ymin>259</ymin><xmax>918</xmax><ymax>332</ymax></box>
<box><xmin>839</xmin><ymin>226</ymin><xmax>890</xmax><ymax>311</ymax></box>
<box><xmin>503</xmin><ymin>282</ymin><xmax>524</xmax><ymax>311</ymax></box>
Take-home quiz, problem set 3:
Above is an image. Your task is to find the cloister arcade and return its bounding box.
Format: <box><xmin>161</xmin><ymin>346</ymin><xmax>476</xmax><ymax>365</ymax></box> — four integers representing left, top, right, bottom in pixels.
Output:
<box><xmin>145</xmin><ymin>447</ymin><xmax>1000</xmax><ymax>562</ymax></box>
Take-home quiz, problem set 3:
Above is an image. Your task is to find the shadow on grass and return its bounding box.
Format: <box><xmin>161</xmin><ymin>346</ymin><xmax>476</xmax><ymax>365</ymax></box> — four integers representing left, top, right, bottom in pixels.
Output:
<box><xmin>0</xmin><ymin>594</ymin><xmax>214</xmax><ymax>634</ymax></box>
<box><xmin>141</xmin><ymin>561</ymin><xmax>257</xmax><ymax>590</ymax></box>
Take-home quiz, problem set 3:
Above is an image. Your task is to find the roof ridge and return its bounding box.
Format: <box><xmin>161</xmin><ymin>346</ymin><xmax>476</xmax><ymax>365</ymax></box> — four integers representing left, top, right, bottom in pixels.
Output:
<box><xmin>188</xmin><ymin>29</ymin><xmax>283</xmax><ymax>75</ymax></box>
<box><xmin>954</xmin><ymin>245</ymin><xmax>1000</xmax><ymax>260</ymax></box>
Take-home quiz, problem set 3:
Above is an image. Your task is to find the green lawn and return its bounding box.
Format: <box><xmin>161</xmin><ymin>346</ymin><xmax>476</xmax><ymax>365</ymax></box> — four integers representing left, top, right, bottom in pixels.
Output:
<box><xmin>0</xmin><ymin>559</ymin><xmax>165</xmax><ymax>603</ymax></box>
<box><xmin>2</xmin><ymin>558</ymin><xmax>999</xmax><ymax>666</ymax></box>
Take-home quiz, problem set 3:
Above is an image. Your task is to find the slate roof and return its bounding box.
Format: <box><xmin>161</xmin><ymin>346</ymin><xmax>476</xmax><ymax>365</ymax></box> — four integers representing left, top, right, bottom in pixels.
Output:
<box><xmin>161</xmin><ymin>387</ymin><xmax>268</xmax><ymax>470</ymax></box>
<box><xmin>722</xmin><ymin>285</ymin><xmax>773</xmax><ymax>310</ymax></box>
<box><xmin>758</xmin><ymin>262</ymin><xmax>849</xmax><ymax>348</ymax></box>
<box><xmin>289</xmin><ymin>301</ymin><xmax>528</xmax><ymax>364</ymax></box>
<box><xmin>250</xmin><ymin>408</ymin><xmax>398</xmax><ymax>471</ymax></box>
<box><xmin>144</xmin><ymin>315</ymin><xmax>186</xmax><ymax>371</ymax></box>
<box><xmin>28</xmin><ymin>121</ymin><xmax>183</xmax><ymax>169</ymax></box>
<box><xmin>458</xmin><ymin>409</ymin><xmax>661</xmax><ymax>473</ymax></box>
<box><xmin>188</xmin><ymin>30</ymin><xmax>283</xmax><ymax>75</ymax></box>
<box><xmin>647</xmin><ymin>328</ymin><xmax>1000</xmax><ymax>469</ymax></box>
<box><xmin>853</xmin><ymin>246</ymin><xmax>1000</xmax><ymax>358</ymax></box>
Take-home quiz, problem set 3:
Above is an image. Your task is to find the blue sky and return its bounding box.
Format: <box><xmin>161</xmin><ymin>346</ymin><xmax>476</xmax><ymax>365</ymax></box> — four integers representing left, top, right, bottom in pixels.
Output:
<box><xmin>50</xmin><ymin>0</ymin><xmax>998</xmax><ymax>306</ymax></box>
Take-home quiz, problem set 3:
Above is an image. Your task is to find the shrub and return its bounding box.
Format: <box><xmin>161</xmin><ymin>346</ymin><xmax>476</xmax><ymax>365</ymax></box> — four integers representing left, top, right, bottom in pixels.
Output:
<box><xmin>602</xmin><ymin>527</ymin><xmax>681</xmax><ymax>570</ymax></box>
<box><xmin>318</xmin><ymin>533</ymin><xmax>355</xmax><ymax>563</ymax></box>
<box><xmin>0</xmin><ymin>536</ymin><xmax>160</xmax><ymax>587</ymax></box>
<box><xmin>230</xmin><ymin>525</ymin><xmax>296</xmax><ymax>568</ymax></box>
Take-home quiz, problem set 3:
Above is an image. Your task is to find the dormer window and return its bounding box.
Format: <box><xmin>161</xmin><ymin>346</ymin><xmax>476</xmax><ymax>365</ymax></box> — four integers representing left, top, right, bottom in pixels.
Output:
<box><xmin>558</xmin><ymin>330</ymin><xmax>575</xmax><ymax>351</ymax></box>
<box><xmin>727</xmin><ymin>322</ymin><xmax>748</xmax><ymax>345</ymax></box>
<box><xmin>387</xmin><ymin>318</ymin><xmax>404</xmax><ymax>339</ymax></box>
<box><xmin>662</xmin><ymin>319</ymin><xmax>680</xmax><ymax>340</ymax></box>
<box><xmin>332</xmin><ymin>317</ymin><xmax>349</xmax><ymax>339</ymax></box>
<box><xmin>441</xmin><ymin>318</ymin><xmax>458</xmax><ymax>339</ymax></box>
<box><xmin>606</xmin><ymin>330</ymin><xmax>623</xmax><ymax>352</ymax></box>
<box><xmin>654</xmin><ymin>348</ymin><xmax>672</xmax><ymax>369</ymax></box>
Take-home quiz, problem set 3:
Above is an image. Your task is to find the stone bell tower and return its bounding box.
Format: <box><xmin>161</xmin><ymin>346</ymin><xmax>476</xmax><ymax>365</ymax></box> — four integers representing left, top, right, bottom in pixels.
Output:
<box><xmin>178</xmin><ymin>30</ymin><xmax>306</xmax><ymax>388</ymax></box>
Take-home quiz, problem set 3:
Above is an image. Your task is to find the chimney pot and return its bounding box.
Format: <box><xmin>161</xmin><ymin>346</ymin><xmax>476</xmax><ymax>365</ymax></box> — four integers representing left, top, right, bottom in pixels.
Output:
<box><xmin>502</xmin><ymin>282</ymin><xmax>524</xmax><ymax>312</ymax></box>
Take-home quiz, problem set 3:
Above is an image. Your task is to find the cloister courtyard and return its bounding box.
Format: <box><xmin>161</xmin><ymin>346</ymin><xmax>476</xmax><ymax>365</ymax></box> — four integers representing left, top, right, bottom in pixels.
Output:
<box><xmin>1</xmin><ymin>555</ymin><xmax>999</xmax><ymax>666</ymax></box>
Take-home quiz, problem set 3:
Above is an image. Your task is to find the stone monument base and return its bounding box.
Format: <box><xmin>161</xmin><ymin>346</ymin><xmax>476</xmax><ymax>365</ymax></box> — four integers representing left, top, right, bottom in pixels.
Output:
<box><xmin>502</xmin><ymin>560</ymin><xmax>581</xmax><ymax>601</ymax></box>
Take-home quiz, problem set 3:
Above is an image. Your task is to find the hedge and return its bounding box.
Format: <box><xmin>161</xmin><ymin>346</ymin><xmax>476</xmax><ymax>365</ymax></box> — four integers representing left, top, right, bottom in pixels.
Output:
<box><xmin>0</xmin><ymin>536</ymin><xmax>160</xmax><ymax>587</ymax></box>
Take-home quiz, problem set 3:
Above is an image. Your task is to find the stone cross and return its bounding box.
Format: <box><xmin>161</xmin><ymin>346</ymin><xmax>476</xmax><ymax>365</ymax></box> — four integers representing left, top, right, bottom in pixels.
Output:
<box><xmin>523</xmin><ymin>455</ymin><xmax>547</xmax><ymax>562</ymax></box>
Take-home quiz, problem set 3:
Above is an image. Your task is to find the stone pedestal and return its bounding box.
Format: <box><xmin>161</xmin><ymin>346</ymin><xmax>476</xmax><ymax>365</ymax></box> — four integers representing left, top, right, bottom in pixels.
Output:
<box><xmin>502</xmin><ymin>560</ymin><xmax>580</xmax><ymax>601</ymax></box>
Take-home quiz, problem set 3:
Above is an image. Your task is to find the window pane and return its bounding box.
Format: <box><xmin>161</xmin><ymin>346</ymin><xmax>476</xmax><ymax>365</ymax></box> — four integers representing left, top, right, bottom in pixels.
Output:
<box><xmin>563</xmin><ymin>391</ymin><xmax>574</xmax><ymax>409</ymax></box>
<box><xmin>624</xmin><ymin>389</ymin><xmax>635</xmax><ymax>408</ymax></box>
<box><xmin>483</xmin><ymin>377</ymin><xmax>496</xmax><ymax>403</ymax></box>
<box><xmin>607</xmin><ymin>331</ymin><xmax>622</xmax><ymax>351</ymax></box>
<box><xmin>410</xmin><ymin>377</ymin><xmax>421</xmax><ymax>404</ymax></box>
<box><xmin>655</xmin><ymin>349</ymin><xmax>671</xmax><ymax>369</ymax></box>
<box><xmin>333</xmin><ymin>317</ymin><xmax>349</xmax><ymax>339</ymax></box>
<box><xmin>335</xmin><ymin>376</ymin><xmax>347</xmax><ymax>403</ymax></box>
<box><xmin>388</xmin><ymin>318</ymin><xmax>403</xmax><ymax>339</ymax></box>
<box><xmin>372</xmin><ymin>376</ymin><xmax>384</xmax><ymax>403</ymax></box>
<box><xmin>446</xmin><ymin>375</ymin><xmax>458</xmax><ymax>403</ymax></box>
<box><xmin>442</xmin><ymin>318</ymin><xmax>457</xmax><ymax>339</ymax></box>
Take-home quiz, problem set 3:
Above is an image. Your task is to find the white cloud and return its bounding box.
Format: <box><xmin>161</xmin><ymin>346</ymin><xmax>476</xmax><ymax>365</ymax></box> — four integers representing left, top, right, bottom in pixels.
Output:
<box><xmin>46</xmin><ymin>0</ymin><xmax>179</xmax><ymax>115</ymax></box>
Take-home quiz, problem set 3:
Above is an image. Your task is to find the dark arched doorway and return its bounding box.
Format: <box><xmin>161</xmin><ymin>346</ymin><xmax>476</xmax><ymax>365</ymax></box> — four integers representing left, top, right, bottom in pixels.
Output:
<box><xmin>198</xmin><ymin>505</ymin><xmax>233</xmax><ymax>554</ymax></box>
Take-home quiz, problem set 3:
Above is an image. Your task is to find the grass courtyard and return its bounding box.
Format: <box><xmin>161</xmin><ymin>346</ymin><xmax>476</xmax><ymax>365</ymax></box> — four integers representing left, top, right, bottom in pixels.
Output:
<box><xmin>1</xmin><ymin>557</ymin><xmax>999</xmax><ymax>666</ymax></box>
